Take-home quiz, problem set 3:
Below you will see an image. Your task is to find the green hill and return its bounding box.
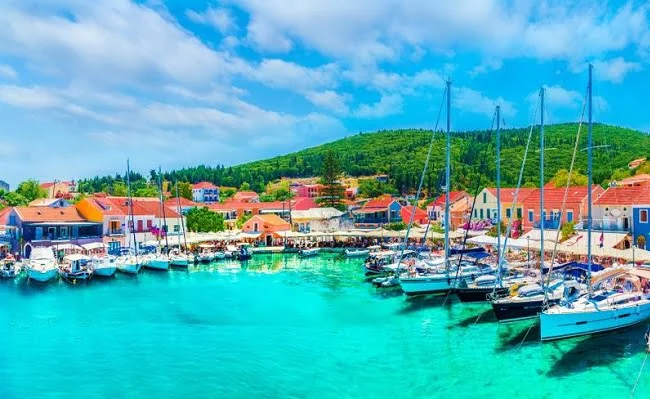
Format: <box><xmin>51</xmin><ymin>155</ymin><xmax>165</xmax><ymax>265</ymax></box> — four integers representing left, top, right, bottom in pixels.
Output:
<box><xmin>78</xmin><ymin>123</ymin><xmax>650</xmax><ymax>196</ymax></box>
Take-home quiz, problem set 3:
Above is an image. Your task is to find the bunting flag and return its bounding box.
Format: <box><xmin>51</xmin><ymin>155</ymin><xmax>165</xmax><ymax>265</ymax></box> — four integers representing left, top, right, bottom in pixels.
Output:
<box><xmin>599</xmin><ymin>231</ymin><xmax>604</xmax><ymax>248</ymax></box>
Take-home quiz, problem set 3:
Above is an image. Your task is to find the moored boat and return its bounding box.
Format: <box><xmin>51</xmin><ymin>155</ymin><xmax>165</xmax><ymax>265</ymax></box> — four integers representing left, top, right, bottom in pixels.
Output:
<box><xmin>299</xmin><ymin>248</ymin><xmax>320</xmax><ymax>257</ymax></box>
<box><xmin>0</xmin><ymin>256</ymin><xmax>21</xmax><ymax>279</ymax></box>
<box><xmin>116</xmin><ymin>255</ymin><xmax>142</xmax><ymax>275</ymax></box>
<box><xmin>91</xmin><ymin>255</ymin><xmax>117</xmax><ymax>277</ymax></box>
<box><xmin>345</xmin><ymin>248</ymin><xmax>370</xmax><ymax>258</ymax></box>
<box><xmin>25</xmin><ymin>247</ymin><xmax>59</xmax><ymax>283</ymax></box>
<box><xmin>59</xmin><ymin>254</ymin><xmax>92</xmax><ymax>282</ymax></box>
<box><xmin>144</xmin><ymin>254</ymin><xmax>170</xmax><ymax>271</ymax></box>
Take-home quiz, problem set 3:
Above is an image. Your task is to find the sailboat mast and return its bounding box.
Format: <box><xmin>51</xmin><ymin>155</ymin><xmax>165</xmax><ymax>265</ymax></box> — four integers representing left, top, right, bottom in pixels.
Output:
<box><xmin>444</xmin><ymin>79</ymin><xmax>451</xmax><ymax>263</ymax></box>
<box><xmin>587</xmin><ymin>64</ymin><xmax>593</xmax><ymax>293</ymax></box>
<box><xmin>126</xmin><ymin>159</ymin><xmax>137</xmax><ymax>261</ymax></box>
<box><xmin>176</xmin><ymin>182</ymin><xmax>188</xmax><ymax>252</ymax></box>
<box><xmin>539</xmin><ymin>87</ymin><xmax>546</xmax><ymax>285</ymax></box>
<box><xmin>158</xmin><ymin>166</ymin><xmax>170</xmax><ymax>253</ymax></box>
<box><xmin>496</xmin><ymin>105</ymin><xmax>501</xmax><ymax>269</ymax></box>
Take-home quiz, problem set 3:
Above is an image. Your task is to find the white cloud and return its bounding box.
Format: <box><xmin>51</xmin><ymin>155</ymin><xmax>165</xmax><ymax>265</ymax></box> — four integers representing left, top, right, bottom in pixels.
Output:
<box><xmin>246</xmin><ymin>17</ymin><xmax>293</xmax><ymax>53</ymax></box>
<box><xmin>0</xmin><ymin>85</ymin><xmax>61</xmax><ymax>109</ymax></box>
<box><xmin>592</xmin><ymin>57</ymin><xmax>641</xmax><ymax>83</ymax></box>
<box><xmin>186</xmin><ymin>6</ymin><xmax>235</xmax><ymax>34</ymax></box>
<box><xmin>304</xmin><ymin>90</ymin><xmax>349</xmax><ymax>114</ymax></box>
<box><xmin>0</xmin><ymin>64</ymin><xmax>17</xmax><ymax>80</ymax></box>
<box><xmin>469</xmin><ymin>59</ymin><xmax>503</xmax><ymax>77</ymax></box>
<box><xmin>455</xmin><ymin>87</ymin><xmax>516</xmax><ymax>118</ymax></box>
<box><xmin>354</xmin><ymin>94</ymin><xmax>403</xmax><ymax>118</ymax></box>
<box><xmin>252</xmin><ymin>59</ymin><xmax>338</xmax><ymax>92</ymax></box>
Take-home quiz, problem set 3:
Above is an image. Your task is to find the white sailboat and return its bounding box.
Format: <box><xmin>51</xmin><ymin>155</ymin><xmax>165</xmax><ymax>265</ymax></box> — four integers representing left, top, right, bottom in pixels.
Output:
<box><xmin>145</xmin><ymin>166</ymin><xmax>170</xmax><ymax>271</ymax></box>
<box><xmin>170</xmin><ymin>182</ymin><xmax>192</xmax><ymax>268</ymax></box>
<box><xmin>540</xmin><ymin>65</ymin><xmax>650</xmax><ymax>340</ymax></box>
<box><xmin>25</xmin><ymin>247</ymin><xmax>59</xmax><ymax>283</ymax></box>
<box><xmin>117</xmin><ymin>159</ymin><xmax>142</xmax><ymax>275</ymax></box>
<box><xmin>398</xmin><ymin>79</ymin><xmax>483</xmax><ymax>296</ymax></box>
<box><xmin>91</xmin><ymin>255</ymin><xmax>117</xmax><ymax>277</ymax></box>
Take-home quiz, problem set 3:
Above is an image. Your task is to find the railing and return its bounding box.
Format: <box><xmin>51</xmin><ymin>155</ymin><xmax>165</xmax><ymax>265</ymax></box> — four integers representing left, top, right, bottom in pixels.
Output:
<box><xmin>533</xmin><ymin>220</ymin><xmax>561</xmax><ymax>229</ymax></box>
<box><xmin>106</xmin><ymin>229</ymin><xmax>125</xmax><ymax>236</ymax></box>
<box><xmin>588</xmin><ymin>220</ymin><xmax>631</xmax><ymax>232</ymax></box>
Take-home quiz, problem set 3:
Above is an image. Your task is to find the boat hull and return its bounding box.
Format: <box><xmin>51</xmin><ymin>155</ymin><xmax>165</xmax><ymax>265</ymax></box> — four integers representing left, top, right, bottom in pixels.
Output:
<box><xmin>540</xmin><ymin>301</ymin><xmax>650</xmax><ymax>341</ymax></box>
<box><xmin>346</xmin><ymin>250</ymin><xmax>369</xmax><ymax>258</ymax></box>
<box><xmin>27</xmin><ymin>268</ymin><xmax>58</xmax><ymax>283</ymax></box>
<box><xmin>456</xmin><ymin>287</ymin><xmax>509</xmax><ymax>303</ymax></box>
<box><xmin>93</xmin><ymin>267</ymin><xmax>117</xmax><ymax>277</ymax></box>
<box><xmin>170</xmin><ymin>259</ymin><xmax>189</xmax><ymax>267</ymax></box>
<box><xmin>399</xmin><ymin>275</ymin><xmax>463</xmax><ymax>296</ymax></box>
<box><xmin>117</xmin><ymin>263</ymin><xmax>142</xmax><ymax>275</ymax></box>
<box><xmin>491</xmin><ymin>298</ymin><xmax>559</xmax><ymax>323</ymax></box>
<box><xmin>144</xmin><ymin>259</ymin><xmax>169</xmax><ymax>271</ymax></box>
<box><xmin>60</xmin><ymin>270</ymin><xmax>92</xmax><ymax>281</ymax></box>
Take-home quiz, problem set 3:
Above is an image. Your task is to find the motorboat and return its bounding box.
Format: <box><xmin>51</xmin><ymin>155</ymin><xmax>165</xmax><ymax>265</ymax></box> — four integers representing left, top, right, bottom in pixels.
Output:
<box><xmin>490</xmin><ymin>278</ymin><xmax>572</xmax><ymax>323</ymax></box>
<box><xmin>213</xmin><ymin>251</ymin><xmax>226</xmax><ymax>260</ymax></box>
<box><xmin>197</xmin><ymin>245</ymin><xmax>216</xmax><ymax>263</ymax></box>
<box><xmin>299</xmin><ymin>248</ymin><xmax>320</xmax><ymax>257</ymax></box>
<box><xmin>345</xmin><ymin>248</ymin><xmax>370</xmax><ymax>258</ymax></box>
<box><xmin>25</xmin><ymin>247</ymin><xmax>59</xmax><ymax>283</ymax></box>
<box><xmin>540</xmin><ymin>267</ymin><xmax>650</xmax><ymax>341</ymax></box>
<box><xmin>91</xmin><ymin>255</ymin><xmax>117</xmax><ymax>277</ymax></box>
<box><xmin>455</xmin><ymin>267</ymin><xmax>540</xmax><ymax>303</ymax></box>
<box><xmin>235</xmin><ymin>245</ymin><xmax>252</xmax><ymax>261</ymax></box>
<box><xmin>59</xmin><ymin>254</ymin><xmax>92</xmax><ymax>281</ymax></box>
<box><xmin>398</xmin><ymin>261</ymin><xmax>491</xmax><ymax>296</ymax></box>
<box><xmin>0</xmin><ymin>257</ymin><xmax>21</xmax><ymax>279</ymax></box>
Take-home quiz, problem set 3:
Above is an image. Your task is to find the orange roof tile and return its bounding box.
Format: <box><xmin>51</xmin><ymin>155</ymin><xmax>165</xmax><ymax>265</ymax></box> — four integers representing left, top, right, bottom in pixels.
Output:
<box><xmin>400</xmin><ymin>206</ymin><xmax>428</xmax><ymax>223</ymax></box>
<box><xmin>164</xmin><ymin>197</ymin><xmax>199</xmax><ymax>207</ymax></box>
<box><xmin>233</xmin><ymin>191</ymin><xmax>259</xmax><ymax>200</ymax></box>
<box><xmin>0</xmin><ymin>207</ymin><xmax>11</xmax><ymax>225</ymax></box>
<box><xmin>14</xmin><ymin>207</ymin><xmax>88</xmax><ymax>223</ymax></box>
<box><xmin>594</xmin><ymin>186</ymin><xmax>650</xmax><ymax>206</ymax></box>
<box><xmin>432</xmin><ymin>191</ymin><xmax>468</xmax><ymax>207</ymax></box>
<box><xmin>192</xmin><ymin>181</ymin><xmax>218</xmax><ymax>189</ymax></box>
<box><xmin>362</xmin><ymin>196</ymin><xmax>397</xmax><ymax>209</ymax></box>
<box><xmin>486</xmin><ymin>187</ymin><xmax>536</xmax><ymax>203</ymax></box>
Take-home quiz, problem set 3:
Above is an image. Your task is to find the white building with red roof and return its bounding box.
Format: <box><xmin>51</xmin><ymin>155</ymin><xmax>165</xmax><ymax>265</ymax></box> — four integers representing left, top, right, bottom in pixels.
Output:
<box><xmin>191</xmin><ymin>182</ymin><xmax>220</xmax><ymax>204</ymax></box>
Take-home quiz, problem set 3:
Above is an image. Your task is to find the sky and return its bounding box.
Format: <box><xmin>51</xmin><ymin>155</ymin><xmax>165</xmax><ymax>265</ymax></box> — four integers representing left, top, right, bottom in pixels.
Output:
<box><xmin>1</xmin><ymin>0</ymin><xmax>650</xmax><ymax>188</ymax></box>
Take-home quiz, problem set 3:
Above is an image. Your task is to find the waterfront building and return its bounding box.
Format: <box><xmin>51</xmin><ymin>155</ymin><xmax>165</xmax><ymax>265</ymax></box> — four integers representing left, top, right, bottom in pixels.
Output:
<box><xmin>41</xmin><ymin>181</ymin><xmax>77</xmax><ymax>199</ymax></box>
<box><xmin>191</xmin><ymin>182</ymin><xmax>220</xmax><ymax>204</ymax></box>
<box><xmin>400</xmin><ymin>206</ymin><xmax>429</xmax><ymax>226</ymax></box>
<box><xmin>593</xmin><ymin>186</ymin><xmax>645</xmax><ymax>232</ymax></box>
<box><xmin>522</xmin><ymin>186</ymin><xmax>604</xmax><ymax>231</ymax></box>
<box><xmin>164</xmin><ymin>197</ymin><xmax>201</xmax><ymax>215</ymax></box>
<box><xmin>231</xmin><ymin>191</ymin><xmax>259</xmax><ymax>203</ymax></box>
<box><xmin>28</xmin><ymin>198</ymin><xmax>71</xmax><ymax>208</ymax></box>
<box><xmin>6</xmin><ymin>206</ymin><xmax>102</xmax><ymax>257</ymax></box>
<box><xmin>291</xmin><ymin>207</ymin><xmax>348</xmax><ymax>232</ymax></box>
<box><xmin>426</xmin><ymin>191</ymin><xmax>471</xmax><ymax>229</ymax></box>
<box><xmin>353</xmin><ymin>196</ymin><xmax>401</xmax><ymax>228</ymax></box>
<box><xmin>241</xmin><ymin>214</ymin><xmax>290</xmax><ymax>246</ymax></box>
<box><xmin>472</xmin><ymin>187</ymin><xmax>535</xmax><ymax>225</ymax></box>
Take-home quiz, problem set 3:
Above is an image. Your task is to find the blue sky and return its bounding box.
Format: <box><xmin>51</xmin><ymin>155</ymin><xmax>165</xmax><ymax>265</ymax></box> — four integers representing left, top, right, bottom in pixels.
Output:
<box><xmin>1</xmin><ymin>0</ymin><xmax>649</xmax><ymax>187</ymax></box>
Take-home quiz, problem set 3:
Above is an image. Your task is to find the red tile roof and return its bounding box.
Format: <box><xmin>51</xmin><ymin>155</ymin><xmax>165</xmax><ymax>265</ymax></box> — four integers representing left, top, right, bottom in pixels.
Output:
<box><xmin>524</xmin><ymin>186</ymin><xmax>594</xmax><ymax>207</ymax></box>
<box><xmin>14</xmin><ymin>206</ymin><xmax>88</xmax><ymax>222</ymax></box>
<box><xmin>85</xmin><ymin>197</ymin><xmax>124</xmax><ymax>216</ymax></box>
<box><xmin>594</xmin><ymin>186</ymin><xmax>650</xmax><ymax>206</ymax></box>
<box><xmin>0</xmin><ymin>207</ymin><xmax>11</xmax><ymax>225</ymax></box>
<box><xmin>432</xmin><ymin>191</ymin><xmax>468</xmax><ymax>207</ymax></box>
<box><xmin>362</xmin><ymin>196</ymin><xmax>397</xmax><ymax>209</ymax></box>
<box><xmin>164</xmin><ymin>197</ymin><xmax>199</xmax><ymax>207</ymax></box>
<box><xmin>41</xmin><ymin>181</ymin><xmax>74</xmax><ymax>189</ymax></box>
<box><xmin>400</xmin><ymin>206</ymin><xmax>428</xmax><ymax>224</ymax></box>
<box><xmin>486</xmin><ymin>187</ymin><xmax>536</xmax><ymax>203</ymax></box>
<box><xmin>232</xmin><ymin>191</ymin><xmax>259</xmax><ymax>200</ymax></box>
<box><xmin>192</xmin><ymin>181</ymin><xmax>218</xmax><ymax>189</ymax></box>
<box><xmin>292</xmin><ymin>197</ymin><xmax>318</xmax><ymax>211</ymax></box>
<box><xmin>618</xmin><ymin>174</ymin><xmax>650</xmax><ymax>187</ymax></box>
<box><xmin>91</xmin><ymin>197</ymin><xmax>181</xmax><ymax>218</ymax></box>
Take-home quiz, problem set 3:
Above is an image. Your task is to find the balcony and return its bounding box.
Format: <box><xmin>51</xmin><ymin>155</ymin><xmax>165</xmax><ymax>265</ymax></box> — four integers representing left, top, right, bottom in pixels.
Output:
<box><xmin>588</xmin><ymin>220</ymin><xmax>631</xmax><ymax>233</ymax></box>
<box><xmin>533</xmin><ymin>220</ymin><xmax>561</xmax><ymax>229</ymax></box>
<box><xmin>106</xmin><ymin>229</ymin><xmax>125</xmax><ymax>236</ymax></box>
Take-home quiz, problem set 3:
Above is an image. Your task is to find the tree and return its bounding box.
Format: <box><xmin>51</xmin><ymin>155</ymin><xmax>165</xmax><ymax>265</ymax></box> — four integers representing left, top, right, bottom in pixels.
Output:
<box><xmin>220</xmin><ymin>188</ymin><xmax>236</xmax><ymax>202</ymax></box>
<box><xmin>358</xmin><ymin>179</ymin><xmax>397</xmax><ymax>198</ymax></box>
<box><xmin>236</xmin><ymin>213</ymin><xmax>253</xmax><ymax>229</ymax></box>
<box><xmin>186</xmin><ymin>207</ymin><xmax>225</xmax><ymax>232</ymax></box>
<box><xmin>133</xmin><ymin>185</ymin><xmax>159</xmax><ymax>198</ymax></box>
<box><xmin>111</xmin><ymin>181</ymin><xmax>128</xmax><ymax>197</ymax></box>
<box><xmin>487</xmin><ymin>221</ymin><xmax>507</xmax><ymax>237</ymax></box>
<box><xmin>3</xmin><ymin>192</ymin><xmax>29</xmax><ymax>206</ymax></box>
<box><xmin>171</xmin><ymin>182</ymin><xmax>193</xmax><ymax>200</ymax></box>
<box><xmin>15</xmin><ymin>179</ymin><xmax>47</xmax><ymax>202</ymax></box>
<box><xmin>560</xmin><ymin>221</ymin><xmax>576</xmax><ymax>242</ymax></box>
<box><xmin>317</xmin><ymin>150</ymin><xmax>346</xmax><ymax>210</ymax></box>
<box><xmin>384</xmin><ymin>222</ymin><xmax>408</xmax><ymax>231</ymax></box>
<box><xmin>240</xmin><ymin>182</ymin><xmax>251</xmax><ymax>191</ymax></box>
<box><xmin>550</xmin><ymin>169</ymin><xmax>588</xmax><ymax>188</ymax></box>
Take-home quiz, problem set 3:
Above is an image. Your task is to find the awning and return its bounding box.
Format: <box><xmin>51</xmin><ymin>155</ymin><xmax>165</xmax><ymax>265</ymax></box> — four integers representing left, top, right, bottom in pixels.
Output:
<box><xmin>629</xmin><ymin>268</ymin><xmax>650</xmax><ymax>280</ymax></box>
<box><xmin>50</xmin><ymin>243</ymin><xmax>83</xmax><ymax>250</ymax></box>
<box><xmin>81</xmin><ymin>242</ymin><xmax>106</xmax><ymax>250</ymax></box>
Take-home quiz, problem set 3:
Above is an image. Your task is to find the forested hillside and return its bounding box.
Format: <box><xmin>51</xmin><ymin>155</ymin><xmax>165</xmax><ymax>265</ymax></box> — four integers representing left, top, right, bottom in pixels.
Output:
<box><xmin>77</xmin><ymin>123</ymin><xmax>650</xmax><ymax>196</ymax></box>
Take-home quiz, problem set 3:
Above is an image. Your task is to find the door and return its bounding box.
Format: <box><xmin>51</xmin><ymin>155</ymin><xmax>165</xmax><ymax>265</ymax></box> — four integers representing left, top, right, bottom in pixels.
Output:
<box><xmin>266</xmin><ymin>235</ymin><xmax>273</xmax><ymax>246</ymax></box>
<box><xmin>623</xmin><ymin>217</ymin><xmax>629</xmax><ymax>230</ymax></box>
<box><xmin>137</xmin><ymin>220</ymin><xmax>143</xmax><ymax>232</ymax></box>
<box><xmin>35</xmin><ymin>227</ymin><xmax>43</xmax><ymax>240</ymax></box>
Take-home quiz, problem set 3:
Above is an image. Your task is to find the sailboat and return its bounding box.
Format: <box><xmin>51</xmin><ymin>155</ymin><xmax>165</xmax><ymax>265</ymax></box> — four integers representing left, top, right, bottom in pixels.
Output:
<box><xmin>145</xmin><ymin>167</ymin><xmax>170</xmax><ymax>271</ymax></box>
<box><xmin>539</xmin><ymin>65</ymin><xmax>650</xmax><ymax>341</ymax></box>
<box><xmin>117</xmin><ymin>159</ymin><xmax>143</xmax><ymax>275</ymax></box>
<box><xmin>398</xmin><ymin>80</ymin><xmax>488</xmax><ymax>296</ymax></box>
<box><xmin>489</xmin><ymin>87</ymin><xmax>571</xmax><ymax>322</ymax></box>
<box><xmin>170</xmin><ymin>182</ymin><xmax>193</xmax><ymax>267</ymax></box>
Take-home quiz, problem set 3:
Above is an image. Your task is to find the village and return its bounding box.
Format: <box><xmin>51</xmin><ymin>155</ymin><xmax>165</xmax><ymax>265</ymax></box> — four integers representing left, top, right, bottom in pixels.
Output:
<box><xmin>1</xmin><ymin>168</ymin><xmax>649</xmax><ymax>262</ymax></box>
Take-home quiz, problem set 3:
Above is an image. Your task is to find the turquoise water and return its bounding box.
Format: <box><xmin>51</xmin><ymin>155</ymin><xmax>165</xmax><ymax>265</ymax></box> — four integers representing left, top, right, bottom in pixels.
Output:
<box><xmin>1</xmin><ymin>254</ymin><xmax>649</xmax><ymax>399</ymax></box>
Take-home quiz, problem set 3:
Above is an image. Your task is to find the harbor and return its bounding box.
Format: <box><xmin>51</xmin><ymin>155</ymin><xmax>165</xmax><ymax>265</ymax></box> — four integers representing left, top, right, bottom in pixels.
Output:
<box><xmin>2</xmin><ymin>253</ymin><xmax>649</xmax><ymax>399</ymax></box>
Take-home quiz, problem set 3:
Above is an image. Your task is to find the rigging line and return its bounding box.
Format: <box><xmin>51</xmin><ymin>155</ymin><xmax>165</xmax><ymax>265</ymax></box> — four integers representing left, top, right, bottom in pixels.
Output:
<box><xmin>544</xmin><ymin>86</ymin><xmax>588</xmax><ymax>301</ymax></box>
<box><xmin>630</xmin><ymin>352</ymin><xmax>648</xmax><ymax>399</ymax></box>
<box><xmin>396</xmin><ymin>85</ymin><xmax>447</xmax><ymax>272</ymax></box>
<box><xmin>517</xmin><ymin>321</ymin><xmax>536</xmax><ymax>350</ymax></box>
<box><xmin>494</xmin><ymin>94</ymin><xmax>540</xmax><ymax>291</ymax></box>
<box><xmin>443</xmin><ymin>111</ymin><xmax>496</xmax><ymax>307</ymax></box>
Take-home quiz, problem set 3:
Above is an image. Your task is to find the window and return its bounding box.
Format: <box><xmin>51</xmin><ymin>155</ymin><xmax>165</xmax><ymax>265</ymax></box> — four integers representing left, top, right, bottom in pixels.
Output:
<box><xmin>567</xmin><ymin>211</ymin><xmax>573</xmax><ymax>222</ymax></box>
<box><xmin>254</xmin><ymin>223</ymin><xmax>259</xmax><ymax>231</ymax></box>
<box><xmin>641</xmin><ymin>210</ymin><xmax>649</xmax><ymax>223</ymax></box>
<box><xmin>517</xmin><ymin>208</ymin><xmax>522</xmax><ymax>219</ymax></box>
<box><xmin>174</xmin><ymin>225</ymin><xmax>180</xmax><ymax>232</ymax></box>
<box><xmin>480</xmin><ymin>209</ymin><xmax>484</xmax><ymax>219</ymax></box>
<box><xmin>48</xmin><ymin>227</ymin><xmax>56</xmax><ymax>239</ymax></box>
<box><xmin>59</xmin><ymin>227</ymin><xmax>68</xmax><ymax>238</ymax></box>
<box><xmin>483</xmin><ymin>192</ymin><xmax>487</xmax><ymax>203</ymax></box>
<box><xmin>528</xmin><ymin>210</ymin><xmax>534</xmax><ymax>222</ymax></box>
<box><xmin>72</xmin><ymin>226</ymin><xmax>79</xmax><ymax>237</ymax></box>
<box><xmin>473</xmin><ymin>209</ymin><xmax>477</xmax><ymax>218</ymax></box>
<box><xmin>506</xmin><ymin>208</ymin><xmax>512</xmax><ymax>218</ymax></box>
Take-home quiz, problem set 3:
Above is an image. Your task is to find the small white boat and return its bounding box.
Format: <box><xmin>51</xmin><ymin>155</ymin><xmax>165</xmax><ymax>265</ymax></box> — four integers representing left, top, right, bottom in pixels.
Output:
<box><xmin>198</xmin><ymin>245</ymin><xmax>216</xmax><ymax>263</ymax></box>
<box><xmin>170</xmin><ymin>253</ymin><xmax>190</xmax><ymax>267</ymax></box>
<box><xmin>59</xmin><ymin>254</ymin><xmax>92</xmax><ymax>281</ymax></box>
<box><xmin>299</xmin><ymin>248</ymin><xmax>320</xmax><ymax>257</ymax></box>
<box><xmin>91</xmin><ymin>255</ymin><xmax>117</xmax><ymax>277</ymax></box>
<box><xmin>345</xmin><ymin>248</ymin><xmax>370</xmax><ymax>258</ymax></box>
<box><xmin>0</xmin><ymin>257</ymin><xmax>21</xmax><ymax>279</ymax></box>
<box><xmin>144</xmin><ymin>255</ymin><xmax>170</xmax><ymax>271</ymax></box>
<box><xmin>26</xmin><ymin>247</ymin><xmax>59</xmax><ymax>283</ymax></box>
<box><xmin>116</xmin><ymin>255</ymin><xmax>142</xmax><ymax>275</ymax></box>
<box><xmin>213</xmin><ymin>251</ymin><xmax>226</xmax><ymax>260</ymax></box>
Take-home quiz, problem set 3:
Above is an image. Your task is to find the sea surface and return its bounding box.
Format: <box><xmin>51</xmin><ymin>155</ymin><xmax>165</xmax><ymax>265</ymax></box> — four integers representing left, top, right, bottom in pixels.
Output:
<box><xmin>1</xmin><ymin>254</ymin><xmax>649</xmax><ymax>399</ymax></box>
